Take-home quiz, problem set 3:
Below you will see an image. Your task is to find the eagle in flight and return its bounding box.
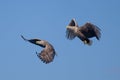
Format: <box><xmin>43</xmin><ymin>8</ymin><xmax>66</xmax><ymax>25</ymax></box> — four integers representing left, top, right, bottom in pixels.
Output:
<box><xmin>66</xmin><ymin>18</ymin><xmax>101</xmax><ymax>45</ymax></box>
<box><xmin>21</xmin><ymin>35</ymin><xmax>56</xmax><ymax>64</ymax></box>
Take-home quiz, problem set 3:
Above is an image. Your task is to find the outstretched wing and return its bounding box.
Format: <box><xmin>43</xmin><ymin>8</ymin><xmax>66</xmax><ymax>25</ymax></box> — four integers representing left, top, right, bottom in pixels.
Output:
<box><xmin>68</xmin><ymin>18</ymin><xmax>78</xmax><ymax>27</ymax></box>
<box><xmin>21</xmin><ymin>35</ymin><xmax>45</xmax><ymax>47</ymax></box>
<box><xmin>80</xmin><ymin>22</ymin><xmax>101</xmax><ymax>40</ymax></box>
<box><xmin>66</xmin><ymin>18</ymin><xmax>78</xmax><ymax>40</ymax></box>
<box><xmin>36</xmin><ymin>45</ymin><xmax>56</xmax><ymax>64</ymax></box>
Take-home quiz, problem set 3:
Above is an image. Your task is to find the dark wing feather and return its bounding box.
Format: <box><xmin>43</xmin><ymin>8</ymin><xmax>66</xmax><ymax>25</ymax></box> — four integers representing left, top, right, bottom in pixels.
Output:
<box><xmin>80</xmin><ymin>22</ymin><xmax>101</xmax><ymax>40</ymax></box>
<box><xmin>21</xmin><ymin>35</ymin><xmax>28</xmax><ymax>41</ymax></box>
<box><xmin>36</xmin><ymin>45</ymin><xmax>56</xmax><ymax>64</ymax></box>
<box><xmin>21</xmin><ymin>35</ymin><xmax>45</xmax><ymax>47</ymax></box>
<box><xmin>68</xmin><ymin>18</ymin><xmax>78</xmax><ymax>27</ymax></box>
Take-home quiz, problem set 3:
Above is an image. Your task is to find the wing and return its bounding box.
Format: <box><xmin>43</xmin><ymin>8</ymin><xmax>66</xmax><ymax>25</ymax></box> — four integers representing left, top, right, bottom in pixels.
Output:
<box><xmin>66</xmin><ymin>29</ymin><xmax>76</xmax><ymax>40</ymax></box>
<box><xmin>21</xmin><ymin>35</ymin><xmax>45</xmax><ymax>47</ymax></box>
<box><xmin>80</xmin><ymin>22</ymin><xmax>101</xmax><ymax>40</ymax></box>
<box><xmin>36</xmin><ymin>45</ymin><xmax>56</xmax><ymax>64</ymax></box>
<box><xmin>21</xmin><ymin>35</ymin><xmax>29</xmax><ymax>41</ymax></box>
<box><xmin>68</xmin><ymin>18</ymin><xmax>78</xmax><ymax>27</ymax></box>
<box><xmin>66</xmin><ymin>18</ymin><xmax>78</xmax><ymax>40</ymax></box>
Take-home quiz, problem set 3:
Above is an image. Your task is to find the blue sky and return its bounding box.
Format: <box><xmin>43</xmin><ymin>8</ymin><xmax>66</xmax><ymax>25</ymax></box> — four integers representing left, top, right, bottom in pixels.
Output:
<box><xmin>0</xmin><ymin>0</ymin><xmax>120</xmax><ymax>80</ymax></box>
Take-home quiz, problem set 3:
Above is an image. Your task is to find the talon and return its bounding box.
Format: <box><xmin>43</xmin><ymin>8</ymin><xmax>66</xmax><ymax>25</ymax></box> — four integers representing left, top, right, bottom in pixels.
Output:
<box><xmin>83</xmin><ymin>40</ymin><xmax>87</xmax><ymax>44</ymax></box>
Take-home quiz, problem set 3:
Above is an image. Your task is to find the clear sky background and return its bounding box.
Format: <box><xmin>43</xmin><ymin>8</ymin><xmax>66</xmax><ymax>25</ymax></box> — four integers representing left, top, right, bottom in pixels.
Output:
<box><xmin>0</xmin><ymin>0</ymin><xmax>120</xmax><ymax>80</ymax></box>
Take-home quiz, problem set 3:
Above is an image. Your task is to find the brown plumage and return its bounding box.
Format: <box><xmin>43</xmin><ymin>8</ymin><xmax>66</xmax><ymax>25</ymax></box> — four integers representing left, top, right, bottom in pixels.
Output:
<box><xmin>21</xmin><ymin>35</ymin><xmax>56</xmax><ymax>64</ymax></box>
<box><xmin>66</xmin><ymin>18</ymin><xmax>101</xmax><ymax>45</ymax></box>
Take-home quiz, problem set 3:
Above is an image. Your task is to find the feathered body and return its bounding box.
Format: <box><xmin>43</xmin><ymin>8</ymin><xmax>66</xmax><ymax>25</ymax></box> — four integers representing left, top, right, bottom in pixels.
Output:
<box><xmin>21</xmin><ymin>35</ymin><xmax>56</xmax><ymax>64</ymax></box>
<box><xmin>66</xmin><ymin>19</ymin><xmax>101</xmax><ymax>45</ymax></box>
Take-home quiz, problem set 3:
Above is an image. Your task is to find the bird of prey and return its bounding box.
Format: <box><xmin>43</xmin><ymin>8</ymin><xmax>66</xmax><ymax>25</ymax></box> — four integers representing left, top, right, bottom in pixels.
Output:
<box><xmin>66</xmin><ymin>18</ymin><xmax>101</xmax><ymax>45</ymax></box>
<box><xmin>21</xmin><ymin>35</ymin><xmax>56</xmax><ymax>64</ymax></box>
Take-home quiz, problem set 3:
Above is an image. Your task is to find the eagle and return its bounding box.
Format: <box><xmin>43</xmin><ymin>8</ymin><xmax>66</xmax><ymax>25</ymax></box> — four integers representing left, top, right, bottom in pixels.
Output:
<box><xmin>21</xmin><ymin>35</ymin><xmax>56</xmax><ymax>64</ymax></box>
<box><xmin>66</xmin><ymin>18</ymin><xmax>101</xmax><ymax>45</ymax></box>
